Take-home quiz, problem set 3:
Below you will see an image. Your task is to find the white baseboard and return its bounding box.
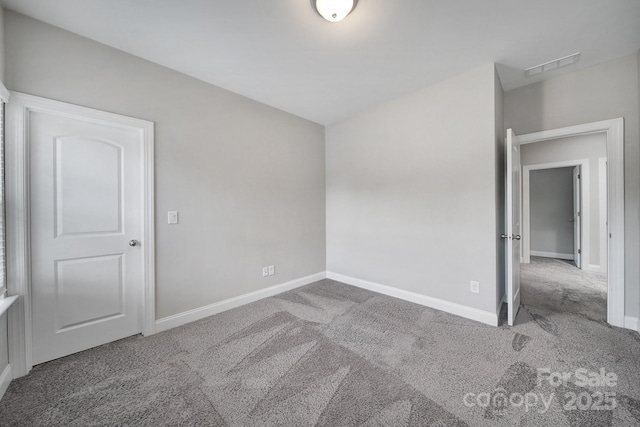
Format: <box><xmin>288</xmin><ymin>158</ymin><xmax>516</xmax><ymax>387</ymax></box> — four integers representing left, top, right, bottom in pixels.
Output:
<box><xmin>155</xmin><ymin>270</ymin><xmax>500</xmax><ymax>334</ymax></box>
<box><xmin>0</xmin><ymin>365</ymin><xmax>12</xmax><ymax>401</ymax></box>
<box><xmin>326</xmin><ymin>272</ymin><xmax>498</xmax><ymax>326</ymax></box>
<box><xmin>155</xmin><ymin>272</ymin><xmax>326</xmax><ymax>333</ymax></box>
<box><xmin>530</xmin><ymin>251</ymin><xmax>574</xmax><ymax>260</ymax></box>
<box><xmin>586</xmin><ymin>264</ymin><xmax>604</xmax><ymax>273</ymax></box>
<box><xmin>624</xmin><ymin>316</ymin><xmax>639</xmax><ymax>332</ymax></box>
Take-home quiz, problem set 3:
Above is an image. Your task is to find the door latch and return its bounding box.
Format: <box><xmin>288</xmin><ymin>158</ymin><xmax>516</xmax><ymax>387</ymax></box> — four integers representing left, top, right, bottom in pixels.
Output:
<box><xmin>500</xmin><ymin>234</ymin><xmax>521</xmax><ymax>240</ymax></box>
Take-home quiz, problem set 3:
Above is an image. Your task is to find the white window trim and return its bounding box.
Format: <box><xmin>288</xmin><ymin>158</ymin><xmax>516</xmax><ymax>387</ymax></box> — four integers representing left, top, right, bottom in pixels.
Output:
<box><xmin>0</xmin><ymin>82</ymin><xmax>9</xmax><ymax>103</ymax></box>
<box><xmin>0</xmin><ymin>82</ymin><xmax>10</xmax><ymax>302</ymax></box>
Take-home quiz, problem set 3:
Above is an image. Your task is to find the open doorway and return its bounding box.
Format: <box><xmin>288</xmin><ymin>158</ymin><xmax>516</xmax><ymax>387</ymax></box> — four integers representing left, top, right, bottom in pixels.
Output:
<box><xmin>519</xmin><ymin>132</ymin><xmax>608</xmax><ymax>322</ymax></box>
<box><xmin>504</xmin><ymin>119</ymin><xmax>624</xmax><ymax>328</ymax></box>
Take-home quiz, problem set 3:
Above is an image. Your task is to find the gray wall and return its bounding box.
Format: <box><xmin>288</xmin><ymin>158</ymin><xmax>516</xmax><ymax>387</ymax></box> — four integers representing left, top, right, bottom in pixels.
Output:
<box><xmin>521</xmin><ymin>133</ymin><xmax>607</xmax><ymax>268</ymax></box>
<box><xmin>0</xmin><ymin>8</ymin><xmax>7</xmax><ymax>376</ymax></box>
<box><xmin>4</xmin><ymin>11</ymin><xmax>326</xmax><ymax>319</ymax></box>
<box><xmin>505</xmin><ymin>54</ymin><xmax>640</xmax><ymax>318</ymax></box>
<box><xmin>0</xmin><ymin>7</ymin><xmax>4</xmax><ymax>81</ymax></box>
<box><xmin>326</xmin><ymin>63</ymin><xmax>501</xmax><ymax>315</ymax></box>
<box><xmin>529</xmin><ymin>168</ymin><xmax>574</xmax><ymax>256</ymax></box>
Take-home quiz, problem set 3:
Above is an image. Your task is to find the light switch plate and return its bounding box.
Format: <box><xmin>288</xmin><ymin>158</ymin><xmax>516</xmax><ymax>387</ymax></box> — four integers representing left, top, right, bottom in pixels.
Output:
<box><xmin>168</xmin><ymin>211</ymin><xmax>179</xmax><ymax>224</ymax></box>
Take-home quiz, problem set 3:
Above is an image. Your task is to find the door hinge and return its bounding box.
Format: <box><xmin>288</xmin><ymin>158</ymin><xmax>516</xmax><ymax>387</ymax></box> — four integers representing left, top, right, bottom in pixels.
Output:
<box><xmin>578</xmin><ymin>249</ymin><xmax>581</xmax><ymax>254</ymax></box>
<box><xmin>578</xmin><ymin>211</ymin><xmax>581</xmax><ymax>217</ymax></box>
<box><xmin>577</xmin><ymin>174</ymin><xmax>580</xmax><ymax>179</ymax></box>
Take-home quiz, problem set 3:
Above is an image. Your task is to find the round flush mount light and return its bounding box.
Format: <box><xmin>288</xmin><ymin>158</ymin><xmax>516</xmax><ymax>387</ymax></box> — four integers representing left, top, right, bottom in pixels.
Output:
<box><xmin>313</xmin><ymin>0</ymin><xmax>358</xmax><ymax>22</ymax></box>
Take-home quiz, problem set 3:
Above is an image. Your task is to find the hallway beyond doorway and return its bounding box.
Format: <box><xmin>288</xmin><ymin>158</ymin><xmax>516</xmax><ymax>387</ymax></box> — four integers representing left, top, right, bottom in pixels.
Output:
<box><xmin>521</xmin><ymin>256</ymin><xmax>607</xmax><ymax>322</ymax></box>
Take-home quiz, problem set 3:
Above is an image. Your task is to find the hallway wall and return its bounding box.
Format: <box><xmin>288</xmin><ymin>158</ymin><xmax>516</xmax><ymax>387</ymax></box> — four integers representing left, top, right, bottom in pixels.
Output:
<box><xmin>505</xmin><ymin>54</ymin><xmax>640</xmax><ymax>319</ymax></box>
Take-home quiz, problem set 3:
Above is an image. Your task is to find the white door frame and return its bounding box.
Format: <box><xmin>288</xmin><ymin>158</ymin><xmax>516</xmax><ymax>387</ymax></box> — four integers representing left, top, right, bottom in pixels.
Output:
<box><xmin>5</xmin><ymin>92</ymin><xmax>156</xmax><ymax>378</ymax></box>
<box><xmin>572</xmin><ymin>165</ymin><xmax>582</xmax><ymax>269</ymax></box>
<box><xmin>522</xmin><ymin>159</ymin><xmax>589</xmax><ymax>266</ymax></box>
<box><xmin>518</xmin><ymin>118</ymin><xmax>624</xmax><ymax>328</ymax></box>
<box><xmin>598</xmin><ymin>157</ymin><xmax>608</xmax><ymax>273</ymax></box>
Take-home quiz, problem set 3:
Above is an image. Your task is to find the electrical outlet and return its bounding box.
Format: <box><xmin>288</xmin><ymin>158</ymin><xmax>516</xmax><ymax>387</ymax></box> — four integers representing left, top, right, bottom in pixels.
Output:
<box><xmin>168</xmin><ymin>211</ymin><xmax>179</xmax><ymax>224</ymax></box>
<box><xmin>262</xmin><ymin>267</ymin><xmax>269</xmax><ymax>277</ymax></box>
<box><xmin>268</xmin><ymin>265</ymin><xmax>275</xmax><ymax>276</ymax></box>
<box><xmin>470</xmin><ymin>281</ymin><xmax>480</xmax><ymax>294</ymax></box>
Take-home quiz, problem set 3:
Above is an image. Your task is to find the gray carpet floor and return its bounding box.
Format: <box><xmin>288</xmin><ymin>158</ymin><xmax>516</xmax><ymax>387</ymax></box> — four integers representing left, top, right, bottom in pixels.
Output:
<box><xmin>521</xmin><ymin>256</ymin><xmax>608</xmax><ymax>322</ymax></box>
<box><xmin>1</xmin><ymin>278</ymin><xmax>639</xmax><ymax>426</ymax></box>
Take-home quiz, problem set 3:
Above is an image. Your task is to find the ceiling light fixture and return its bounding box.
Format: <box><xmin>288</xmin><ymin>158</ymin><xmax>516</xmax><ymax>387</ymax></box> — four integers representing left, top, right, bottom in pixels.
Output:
<box><xmin>313</xmin><ymin>0</ymin><xmax>358</xmax><ymax>23</ymax></box>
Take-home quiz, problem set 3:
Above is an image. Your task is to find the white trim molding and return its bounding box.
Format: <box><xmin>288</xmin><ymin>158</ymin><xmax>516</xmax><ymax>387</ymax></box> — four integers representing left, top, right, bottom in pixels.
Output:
<box><xmin>0</xmin><ymin>296</ymin><xmax>18</xmax><ymax>318</ymax></box>
<box><xmin>530</xmin><ymin>251</ymin><xmax>574</xmax><ymax>261</ymax></box>
<box><xmin>518</xmin><ymin>118</ymin><xmax>625</xmax><ymax>328</ymax></box>
<box><xmin>521</xmin><ymin>156</ymin><xmax>606</xmax><ymax>274</ymax></box>
<box><xmin>327</xmin><ymin>272</ymin><xmax>499</xmax><ymax>326</ymax></box>
<box><xmin>624</xmin><ymin>316</ymin><xmax>638</xmax><ymax>332</ymax></box>
<box><xmin>0</xmin><ymin>365</ymin><xmax>12</xmax><ymax>401</ymax></box>
<box><xmin>522</xmin><ymin>159</ymin><xmax>589</xmax><ymax>267</ymax></box>
<box><xmin>142</xmin><ymin>113</ymin><xmax>156</xmax><ymax>337</ymax></box>
<box><xmin>587</xmin><ymin>264</ymin><xmax>603</xmax><ymax>273</ymax></box>
<box><xmin>0</xmin><ymin>81</ymin><xmax>10</xmax><ymax>103</ymax></box>
<box><xmin>598</xmin><ymin>157</ymin><xmax>608</xmax><ymax>274</ymax></box>
<box><xmin>155</xmin><ymin>272</ymin><xmax>327</xmax><ymax>333</ymax></box>
<box><xmin>156</xmin><ymin>270</ymin><xmax>502</xmax><ymax>334</ymax></box>
<box><xmin>5</xmin><ymin>92</ymin><xmax>155</xmax><ymax>378</ymax></box>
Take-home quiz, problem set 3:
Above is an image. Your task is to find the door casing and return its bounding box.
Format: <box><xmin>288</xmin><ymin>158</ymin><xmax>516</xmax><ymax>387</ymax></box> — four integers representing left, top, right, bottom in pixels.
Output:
<box><xmin>516</xmin><ymin>118</ymin><xmax>624</xmax><ymax>328</ymax></box>
<box><xmin>5</xmin><ymin>92</ymin><xmax>156</xmax><ymax>378</ymax></box>
<box><xmin>573</xmin><ymin>165</ymin><xmax>582</xmax><ymax>269</ymax></box>
<box><xmin>522</xmin><ymin>159</ymin><xmax>589</xmax><ymax>267</ymax></box>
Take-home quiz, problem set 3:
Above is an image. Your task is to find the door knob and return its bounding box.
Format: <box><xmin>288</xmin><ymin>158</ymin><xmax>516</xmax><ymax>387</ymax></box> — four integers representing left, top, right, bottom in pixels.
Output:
<box><xmin>569</xmin><ymin>218</ymin><xmax>575</xmax><ymax>222</ymax></box>
<box><xmin>513</xmin><ymin>235</ymin><xmax>521</xmax><ymax>240</ymax></box>
<box><xmin>129</xmin><ymin>240</ymin><xmax>139</xmax><ymax>247</ymax></box>
<box><xmin>501</xmin><ymin>234</ymin><xmax>509</xmax><ymax>239</ymax></box>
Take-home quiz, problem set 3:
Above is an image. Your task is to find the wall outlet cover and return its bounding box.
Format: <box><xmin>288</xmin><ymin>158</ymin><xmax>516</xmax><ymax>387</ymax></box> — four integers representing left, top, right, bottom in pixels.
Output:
<box><xmin>470</xmin><ymin>281</ymin><xmax>480</xmax><ymax>294</ymax></box>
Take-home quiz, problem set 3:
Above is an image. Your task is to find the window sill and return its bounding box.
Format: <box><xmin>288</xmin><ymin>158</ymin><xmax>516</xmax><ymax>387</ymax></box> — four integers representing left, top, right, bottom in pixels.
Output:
<box><xmin>0</xmin><ymin>296</ymin><xmax>18</xmax><ymax>317</ymax></box>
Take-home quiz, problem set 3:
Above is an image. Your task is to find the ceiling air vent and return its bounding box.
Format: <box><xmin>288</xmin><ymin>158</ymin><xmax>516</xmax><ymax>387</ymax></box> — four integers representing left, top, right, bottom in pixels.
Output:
<box><xmin>524</xmin><ymin>52</ymin><xmax>581</xmax><ymax>77</ymax></box>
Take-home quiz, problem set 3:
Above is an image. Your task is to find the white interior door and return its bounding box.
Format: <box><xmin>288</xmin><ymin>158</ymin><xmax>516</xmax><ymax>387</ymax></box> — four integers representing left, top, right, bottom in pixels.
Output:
<box><xmin>573</xmin><ymin>166</ymin><xmax>582</xmax><ymax>268</ymax></box>
<box><xmin>505</xmin><ymin>129</ymin><xmax>521</xmax><ymax>326</ymax></box>
<box><xmin>30</xmin><ymin>109</ymin><xmax>144</xmax><ymax>364</ymax></box>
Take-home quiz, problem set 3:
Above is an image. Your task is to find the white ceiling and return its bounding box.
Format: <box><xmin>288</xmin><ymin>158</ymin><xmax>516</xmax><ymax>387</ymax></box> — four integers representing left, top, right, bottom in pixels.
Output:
<box><xmin>3</xmin><ymin>0</ymin><xmax>640</xmax><ymax>125</ymax></box>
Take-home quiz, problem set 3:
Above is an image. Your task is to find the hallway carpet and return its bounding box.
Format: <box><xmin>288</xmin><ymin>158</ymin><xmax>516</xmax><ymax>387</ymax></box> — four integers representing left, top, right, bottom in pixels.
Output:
<box><xmin>521</xmin><ymin>256</ymin><xmax>608</xmax><ymax>322</ymax></box>
<box><xmin>1</xmin><ymin>279</ymin><xmax>639</xmax><ymax>426</ymax></box>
